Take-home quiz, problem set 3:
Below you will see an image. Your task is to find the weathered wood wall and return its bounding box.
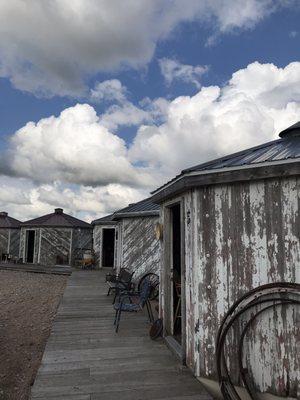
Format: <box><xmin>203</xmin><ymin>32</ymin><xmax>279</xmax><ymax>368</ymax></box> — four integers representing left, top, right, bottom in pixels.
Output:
<box><xmin>118</xmin><ymin>216</ymin><xmax>160</xmax><ymax>282</ymax></box>
<box><xmin>9</xmin><ymin>229</ymin><xmax>20</xmax><ymax>257</ymax></box>
<box><xmin>72</xmin><ymin>228</ymin><xmax>93</xmax><ymax>264</ymax></box>
<box><xmin>0</xmin><ymin>228</ymin><xmax>9</xmax><ymax>256</ymax></box>
<box><xmin>20</xmin><ymin>227</ymin><xmax>92</xmax><ymax>265</ymax></box>
<box><xmin>0</xmin><ymin>229</ymin><xmax>20</xmax><ymax>258</ymax></box>
<box><xmin>39</xmin><ymin>228</ymin><xmax>72</xmax><ymax>265</ymax></box>
<box><xmin>162</xmin><ymin>176</ymin><xmax>299</xmax><ymax>397</ymax></box>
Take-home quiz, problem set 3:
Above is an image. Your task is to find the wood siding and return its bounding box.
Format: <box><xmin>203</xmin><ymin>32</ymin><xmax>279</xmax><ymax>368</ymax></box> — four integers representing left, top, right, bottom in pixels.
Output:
<box><xmin>39</xmin><ymin>228</ymin><xmax>72</xmax><ymax>265</ymax></box>
<box><xmin>72</xmin><ymin>228</ymin><xmax>93</xmax><ymax>264</ymax></box>
<box><xmin>0</xmin><ymin>228</ymin><xmax>9</xmax><ymax>256</ymax></box>
<box><xmin>9</xmin><ymin>229</ymin><xmax>20</xmax><ymax>257</ymax></box>
<box><xmin>0</xmin><ymin>228</ymin><xmax>20</xmax><ymax>258</ymax></box>
<box><xmin>20</xmin><ymin>227</ymin><xmax>92</xmax><ymax>266</ymax></box>
<box><xmin>119</xmin><ymin>216</ymin><xmax>160</xmax><ymax>282</ymax></box>
<box><xmin>161</xmin><ymin>176</ymin><xmax>299</xmax><ymax>397</ymax></box>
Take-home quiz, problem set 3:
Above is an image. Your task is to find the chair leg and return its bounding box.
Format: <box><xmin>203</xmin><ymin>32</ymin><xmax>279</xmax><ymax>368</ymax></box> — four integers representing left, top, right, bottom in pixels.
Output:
<box><xmin>112</xmin><ymin>291</ymin><xmax>117</xmax><ymax>304</ymax></box>
<box><xmin>115</xmin><ymin>309</ymin><xmax>122</xmax><ymax>333</ymax></box>
<box><xmin>148</xmin><ymin>300</ymin><xmax>154</xmax><ymax>323</ymax></box>
<box><xmin>113</xmin><ymin>308</ymin><xmax>118</xmax><ymax>325</ymax></box>
<box><xmin>145</xmin><ymin>301</ymin><xmax>154</xmax><ymax>323</ymax></box>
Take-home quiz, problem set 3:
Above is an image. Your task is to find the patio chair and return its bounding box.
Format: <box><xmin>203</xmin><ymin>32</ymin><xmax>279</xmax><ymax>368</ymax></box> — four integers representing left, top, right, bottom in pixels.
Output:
<box><xmin>107</xmin><ymin>268</ymin><xmax>134</xmax><ymax>303</ymax></box>
<box><xmin>113</xmin><ymin>278</ymin><xmax>154</xmax><ymax>333</ymax></box>
<box><xmin>105</xmin><ymin>267</ymin><xmax>126</xmax><ymax>283</ymax></box>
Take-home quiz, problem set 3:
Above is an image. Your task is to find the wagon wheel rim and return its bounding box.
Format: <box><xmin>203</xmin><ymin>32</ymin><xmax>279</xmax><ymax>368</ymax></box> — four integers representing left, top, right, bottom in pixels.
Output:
<box><xmin>138</xmin><ymin>273</ymin><xmax>159</xmax><ymax>300</ymax></box>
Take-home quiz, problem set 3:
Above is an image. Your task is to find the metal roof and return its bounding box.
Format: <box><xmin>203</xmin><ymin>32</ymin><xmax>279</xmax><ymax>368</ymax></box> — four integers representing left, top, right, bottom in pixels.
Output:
<box><xmin>22</xmin><ymin>208</ymin><xmax>92</xmax><ymax>228</ymax></box>
<box><xmin>112</xmin><ymin>197</ymin><xmax>160</xmax><ymax>219</ymax></box>
<box><xmin>92</xmin><ymin>213</ymin><xmax>116</xmax><ymax>225</ymax></box>
<box><xmin>0</xmin><ymin>212</ymin><xmax>21</xmax><ymax>228</ymax></box>
<box><xmin>279</xmin><ymin>121</ymin><xmax>300</xmax><ymax>138</ymax></box>
<box><xmin>152</xmin><ymin>123</ymin><xmax>300</xmax><ymax>196</ymax></box>
<box><xmin>183</xmin><ymin>136</ymin><xmax>300</xmax><ymax>174</ymax></box>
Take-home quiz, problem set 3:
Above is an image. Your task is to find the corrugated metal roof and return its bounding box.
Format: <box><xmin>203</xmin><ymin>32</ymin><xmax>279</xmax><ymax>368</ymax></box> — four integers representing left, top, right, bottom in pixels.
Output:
<box><xmin>183</xmin><ymin>136</ymin><xmax>300</xmax><ymax>173</ymax></box>
<box><xmin>279</xmin><ymin>121</ymin><xmax>300</xmax><ymax>138</ymax></box>
<box><xmin>0</xmin><ymin>212</ymin><xmax>21</xmax><ymax>228</ymax></box>
<box><xmin>113</xmin><ymin>197</ymin><xmax>160</xmax><ymax>219</ymax></box>
<box><xmin>22</xmin><ymin>208</ymin><xmax>92</xmax><ymax>228</ymax></box>
<box><xmin>153</xmin><ymin>124</ymin><xmax>300</xmax><ymax>195</ymax></box>
<box><xmin>92</xmin><ymin>213</ymin><xmax>116</xmax><ymax>225</ymax></box>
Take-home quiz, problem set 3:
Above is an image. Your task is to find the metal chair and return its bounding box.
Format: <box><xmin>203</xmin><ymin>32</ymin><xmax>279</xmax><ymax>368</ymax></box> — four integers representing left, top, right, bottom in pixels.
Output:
<box><xmin>107</xmin><ymin>269</ymin><xmax>134</xmax><ymax>303</ymax></box>
<box><xmin>113</xmin><ymin>278</ymin><xmax>154</xmax><ymax>333</ymax></box>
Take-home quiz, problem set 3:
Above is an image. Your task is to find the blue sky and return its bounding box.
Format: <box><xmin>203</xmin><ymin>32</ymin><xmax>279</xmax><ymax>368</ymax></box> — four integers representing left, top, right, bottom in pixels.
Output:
<box><xmin>0</xmin><ymin>1</ymin><xmax>299</xmax><ymax>220</ymax></box>
<box><xmin>1</xmin><ymin>4</ymin><xmax>299</xmax><ymax>138</ymax></box>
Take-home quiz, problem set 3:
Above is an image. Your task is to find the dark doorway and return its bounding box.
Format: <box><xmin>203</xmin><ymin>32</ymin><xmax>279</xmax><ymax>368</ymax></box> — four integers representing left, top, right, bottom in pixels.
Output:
<box><xmin>102</xmin><ymin>228</ymin><xmax>115</xmax><ymax>267</ymax></box>
<box><xmin>25</xmin><ymin>230</ymin><xmax>35</xmax><ymax>263</ymax></box>
<box><xmin>170</xmin><ymin>204</ymin><xmax>182</xmax><ymax>343</ymax></box>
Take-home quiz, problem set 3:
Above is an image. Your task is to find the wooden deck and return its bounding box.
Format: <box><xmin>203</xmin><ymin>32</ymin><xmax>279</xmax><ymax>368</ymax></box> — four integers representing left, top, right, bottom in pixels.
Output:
<box><xmin>0</xmin><ymin>262</ymin><xmax>72</xmax><ymax>275</ymax></box>
<box><xmin>30</xmin><ymin>270</ymin><xmax>212</xmax><ymax>400</ymax></box>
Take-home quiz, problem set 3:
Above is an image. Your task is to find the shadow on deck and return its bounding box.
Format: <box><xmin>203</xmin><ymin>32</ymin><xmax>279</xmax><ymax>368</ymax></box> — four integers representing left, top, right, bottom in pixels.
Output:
<box><xmin>30</xmin><ymin>270</ymin><xmax>212</xmax><ymax>400</ymax></box>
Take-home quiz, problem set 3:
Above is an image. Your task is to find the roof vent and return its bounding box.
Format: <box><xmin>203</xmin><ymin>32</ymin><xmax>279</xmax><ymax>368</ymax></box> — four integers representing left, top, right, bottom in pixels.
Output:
<box><xmin>55</xmin><ymin>208</ymin><xmax>63</xmax><ymax>214</ymax></box>
<box><xmin>0</xmin><ymin>212</ymin><xmax>8</xmax><ymax>218</ymax></box>
<box><xmin>279</xmin><ymin>121</ymin><xmax>300</xmax><ymax>138</ymax></box>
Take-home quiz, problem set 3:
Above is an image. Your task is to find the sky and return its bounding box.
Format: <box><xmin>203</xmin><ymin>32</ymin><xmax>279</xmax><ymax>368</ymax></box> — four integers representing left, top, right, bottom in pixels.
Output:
<box><xmin>0</xmin><ymin>0</ymin><xmax>299</xmax><ymax>222</ymax></box>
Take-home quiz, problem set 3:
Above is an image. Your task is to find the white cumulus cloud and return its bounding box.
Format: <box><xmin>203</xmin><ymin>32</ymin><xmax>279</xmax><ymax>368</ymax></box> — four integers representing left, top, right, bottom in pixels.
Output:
<box><xmin>90</xmin><ymin>80</ymin><xmax>127</xmax><ymax>103</ymax></box>
<box><xmin>0</xmin><ymin>177</ymin><xmax>147</xmax><ymax>222</ymax></box>
<box><xmin>130</xmin><ymin>61</ymin><xmax>300</xmax><ymax>175</ymax></box>
<box><xmin>1</xmin><ymin>61</ymin><xmax>300</xmax><ymax>221</ymax></box>
<box><xmin>0</xmin><ymin>0</ymin><xmax>288</xmax><ymax>97</ymax></box>
<box><xmin>159</xmin><ymin>58</ymin><xmax>209</xmax><ymax>88</ymax></box>
<box><xmin>2</xmin><ymin>103</ymin><xmax>154</xmax><ymax>187</ymax></box>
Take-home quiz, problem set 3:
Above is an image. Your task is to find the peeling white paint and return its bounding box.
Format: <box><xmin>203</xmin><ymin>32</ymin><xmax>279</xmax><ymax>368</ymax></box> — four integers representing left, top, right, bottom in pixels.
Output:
<box><xmin>161</xmin><ymin>176</ymin><xmax>299</xmax><ymax>398</ymax></box>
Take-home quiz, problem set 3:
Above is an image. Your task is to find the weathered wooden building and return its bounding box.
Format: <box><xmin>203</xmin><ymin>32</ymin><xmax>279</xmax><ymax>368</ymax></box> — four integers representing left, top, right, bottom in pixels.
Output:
<box><xmin>0</xmin><ymin>211</ymin><xmax>21</xmax><ymax>261</ymax></box>
<box><xmin>113</xmin><ymin>198</ymin><xmax>161</xmax><ymax>282</ymax></box>
<box><xmin>20</xmin><ymin>208</ymin><xmax>92</xmax><ymax>266</ymax></box>
<box><xmin>152</xmin><ymin>122</ymin><xmax>300</xmax><ymax>399</ymax></box>
<box><xmin>92</xmin><ymin>214</ymin><xmax>117</xmax><ymax>268</ymax></box>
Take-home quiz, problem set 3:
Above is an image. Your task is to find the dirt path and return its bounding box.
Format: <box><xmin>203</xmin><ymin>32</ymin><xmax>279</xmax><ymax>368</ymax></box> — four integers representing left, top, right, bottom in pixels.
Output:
<box><xmin>0</xmin><ymin>270</ymin><xmax>67</xmax><ymax>400</ymax></box>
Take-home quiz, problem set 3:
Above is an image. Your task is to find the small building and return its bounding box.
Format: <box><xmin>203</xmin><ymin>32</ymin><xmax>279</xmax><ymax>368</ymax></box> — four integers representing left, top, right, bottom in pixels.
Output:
<box><xmin>20</xmin><ymin>208</ymin><xmax>93</xmax><ymax>266</ymax></box>
<box><xmin>0</xmin><ymin>212</ymin><xmax>21</xmax><ymax>261</ymax></box>
<box><xmin>92</xmin><ymin>214</ymin><xmax>117</xmax><ymax>268</ymax></box>
<box><xmin>113</xmin><ymin>197</ymin><xmax>161</xmax><ymax>282</ymax></box>
<box><xmin>152</xmin><ymin>122</ymin><xmax>300</xmax><ymax>398</ymax></box>
<box><xmin>93</xmin><ymin>198</ymin><xmax>161</xmax><ymax>279</ymax></box>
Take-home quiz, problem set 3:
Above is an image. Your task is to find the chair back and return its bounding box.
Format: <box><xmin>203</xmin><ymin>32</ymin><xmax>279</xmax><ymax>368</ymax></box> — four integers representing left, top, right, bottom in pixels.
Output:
<box><xmin>119</xmin><ymin>269</ymin><xmax>134</xmax><ymax>284</ymax></box>
<box><xmin>139</xmin><ymin>278</ymin><xmax>151</xmax><ymax>307</ymax></box>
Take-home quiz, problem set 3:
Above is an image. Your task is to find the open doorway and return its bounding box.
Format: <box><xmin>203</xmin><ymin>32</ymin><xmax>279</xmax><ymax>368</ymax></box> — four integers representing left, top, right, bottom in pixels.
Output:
<box><xmin>25</xmin><ymin>230</ymin><xmax>35</xmax><ymax>263</ymax></box>
<box><xmin>170</xmin><ymin>203</ymin><xmax>182</xmax><ymax>344</ymax></box>
<box><xmin>102</xmin><ymin>228</ymin><xmax>115</xmax><ymax>267</ymax></box>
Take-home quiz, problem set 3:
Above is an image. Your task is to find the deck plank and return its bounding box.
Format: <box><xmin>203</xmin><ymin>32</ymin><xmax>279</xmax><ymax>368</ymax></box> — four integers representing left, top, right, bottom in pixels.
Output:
<box><xmin>30</xmin><ymin>270</ymin><xmax>212</xmax><ymax>400</ymax></box>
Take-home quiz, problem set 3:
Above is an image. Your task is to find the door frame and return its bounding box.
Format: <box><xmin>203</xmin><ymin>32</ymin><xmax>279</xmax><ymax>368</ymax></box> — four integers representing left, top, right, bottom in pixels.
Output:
<box><xmin>162</xmin><ymin>196</ymin><xmax>186</xmax><ymax>363</ymax></box>
<box><xmin>24</xmin><ymin>229</ymin><xmax>36</xmax><ymax>264</ymax></box>
<box><xmin>101</xmin><ymin>227</ymin><xmax>116</xmax><ymax>268</ymax></box>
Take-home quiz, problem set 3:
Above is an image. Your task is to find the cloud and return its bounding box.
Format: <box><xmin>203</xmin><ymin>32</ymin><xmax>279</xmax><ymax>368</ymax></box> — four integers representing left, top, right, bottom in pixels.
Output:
<box><xmin>90</xmin><ymin>79</ymin><xmax>167</xmax><ymax>131</ymax></box>
<box><xmin>90</xmin><ymin>79</ymin><xmax>127</xmax><ymax>103</ymax></box>
<box><xmin>207</xmin><ymin>0</ymin><xmax>275</xmax><ymax>33</ymax></box>
<box><xmin>130</xmin><ymin>61</ymin><xmax>300</xmax><ymax>174</ymax></box>
<box><xmin>289</xmin><ymin>30</ymin><xmax>298</xmax><ymax>38</ymax></box>
<box><xmin>0</xmin><ymin>177</ymin><xmax>147</xmax><ymax>222</ymax></box>
<box><xmin>159</xmin><ymin>58</ymin><xmax>209</xmax><ymax>88</ymax></box>
<box><xmin>1</xmin><ymin>61</ymin><xmax>300</xmax><ymax>221</ymax></box>
<box><xmin>0</xmin><ymin>0</ymin><xmax>286</xmax><ymax>97</ymax></box>
<box><xmin>1</xmin><ymin>103</ymin><xmax>154</xmax><ymax>187</ymax></box>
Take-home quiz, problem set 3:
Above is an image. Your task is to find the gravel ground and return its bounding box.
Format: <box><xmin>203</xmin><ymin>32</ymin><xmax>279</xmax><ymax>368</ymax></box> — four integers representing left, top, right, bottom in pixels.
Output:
<box><xmin>0</xmin><ymin>270</ymin><xmax>67</xmax><ymax>400</ymax></box>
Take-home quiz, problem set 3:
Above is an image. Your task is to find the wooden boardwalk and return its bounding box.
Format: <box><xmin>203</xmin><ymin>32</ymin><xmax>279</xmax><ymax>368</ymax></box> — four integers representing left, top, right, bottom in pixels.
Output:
<box><xmin>0</xmin><ymin>262</ymin><xmax>72</xmax><ymax>275</ymax></box>
<box><xmin>30</xmin><ymin>270</ymin><xmax>212</xmax><ymax>400</ymax></box>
